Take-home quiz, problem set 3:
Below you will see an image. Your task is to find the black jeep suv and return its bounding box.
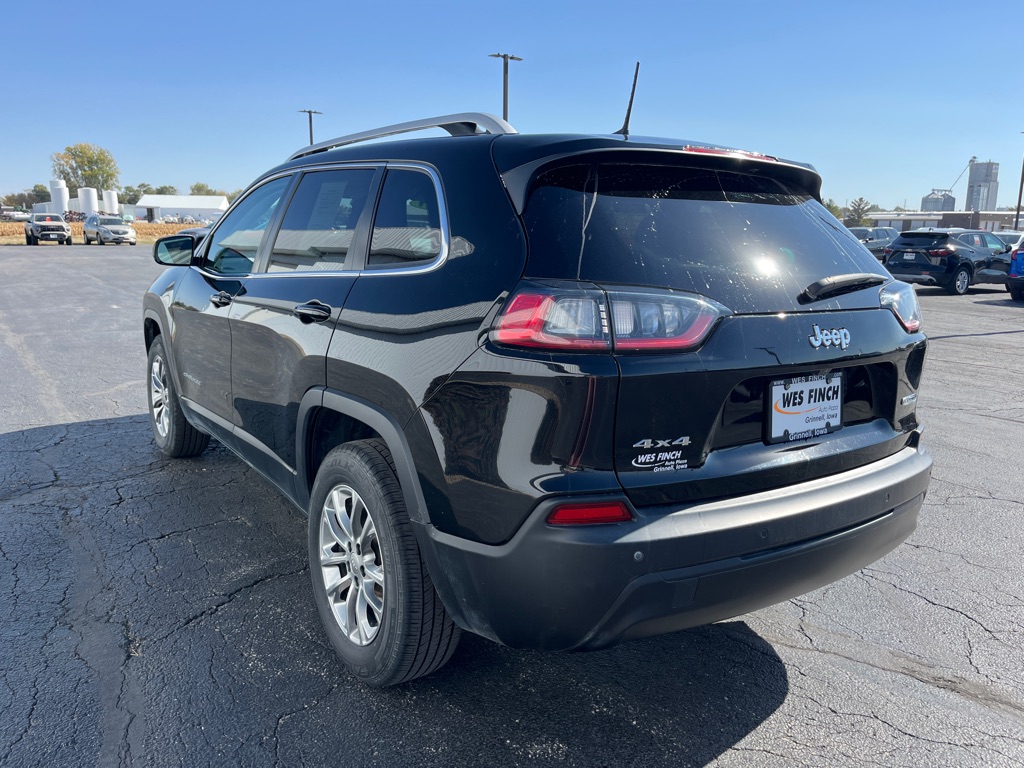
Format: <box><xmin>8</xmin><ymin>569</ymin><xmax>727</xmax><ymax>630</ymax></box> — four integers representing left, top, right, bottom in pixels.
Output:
<box><xmin>143</xmin><ymin>113</ymin><xmax>931</xmax><ymax>686</ymax></box>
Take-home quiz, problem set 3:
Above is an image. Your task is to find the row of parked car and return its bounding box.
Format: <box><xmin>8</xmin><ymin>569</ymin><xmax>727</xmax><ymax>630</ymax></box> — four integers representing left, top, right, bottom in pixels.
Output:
<box><xmin>22</xmin><ymin>212</ymin><xmax>138</xmax><ymax>246</ymax></box>
<box><xmin>848</xmin><ymin>225</ymin><xmax>1024</xmax><ymax>300</ymax></box>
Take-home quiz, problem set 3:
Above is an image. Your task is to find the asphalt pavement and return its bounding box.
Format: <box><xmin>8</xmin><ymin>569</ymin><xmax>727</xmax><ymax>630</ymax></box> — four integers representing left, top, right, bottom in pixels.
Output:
<box><xmin>1</xmin><ymin>244</ymin><xmax>1022</xmax><ymax>766</ymax></box>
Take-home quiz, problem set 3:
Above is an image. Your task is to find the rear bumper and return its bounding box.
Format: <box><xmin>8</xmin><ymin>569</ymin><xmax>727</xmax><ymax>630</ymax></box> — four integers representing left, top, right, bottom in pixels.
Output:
<box><xmin>893</xmin><ymin>273</ymin><xmax>940</xmax><ymax>286</ymax></box>
<box><xmin>419</xmin><ymin>438</ymin><xmax>931</xmax><ymax>651</ymax></box>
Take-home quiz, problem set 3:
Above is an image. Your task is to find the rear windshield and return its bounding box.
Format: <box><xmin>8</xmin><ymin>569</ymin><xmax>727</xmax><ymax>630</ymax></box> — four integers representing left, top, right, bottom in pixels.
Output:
<box><xmin>522</xmin><ymin>164</ymin><xmax>886</xmax><ymax>313</ymax></box>
<box><xmin>891</xmin><ymin>232</ymin><xmax>950</xmax><ymax>248</ymax></box>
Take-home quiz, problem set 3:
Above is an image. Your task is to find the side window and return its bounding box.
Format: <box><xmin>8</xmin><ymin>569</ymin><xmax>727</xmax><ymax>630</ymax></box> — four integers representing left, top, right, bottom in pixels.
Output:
<box><xmin>367</xmin><ymin>169</ymin><xmax>443</xmax><ymax>269</ymax></box>
<box><xmin>268</xmin><ymin>169</ymin><xmax>375</xmax><ymax>272</ymax></box>
<box><xmin>983</xmin><ymin>233</ymin><xmax>1006</xmax><ymax>251</ymax></box>
<box><xmin>202</xmin><ymin>176</ymin><xmax>291</xmax><ymax>275</ymax></box>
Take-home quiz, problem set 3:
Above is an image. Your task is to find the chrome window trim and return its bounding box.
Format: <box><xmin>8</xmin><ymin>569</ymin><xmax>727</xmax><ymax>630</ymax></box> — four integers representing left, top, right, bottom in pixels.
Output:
<box><xmin>194</xmin><ymin>170</ymin><xmax>298</xmax><ymax>281</ymax></box>
<box><xmin>362</xmin><ymin>162</ymin><xmax>450</xmax><ymax>277</ymax></box>
<box><xmin>243</xmin><ymin>161</ymin><xmax>451</xmax><ymax>279</ymax></box>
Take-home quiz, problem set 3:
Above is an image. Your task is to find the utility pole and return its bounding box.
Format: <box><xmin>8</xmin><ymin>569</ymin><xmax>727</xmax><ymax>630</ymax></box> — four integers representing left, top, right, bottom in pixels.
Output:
<box><xmin>488</xmin><ymin>53</ymin><xmax>523</xmax><ymax>121</ymax></box>
<box><xmin>1016</xmin><ymin>133</ymin><xmax>1024</xmax><ymax>230</ymax></box>
<box><xmin>298</xmin><ymin>109</ymin><xmax>322</xmax><ymax>145</ymax></box>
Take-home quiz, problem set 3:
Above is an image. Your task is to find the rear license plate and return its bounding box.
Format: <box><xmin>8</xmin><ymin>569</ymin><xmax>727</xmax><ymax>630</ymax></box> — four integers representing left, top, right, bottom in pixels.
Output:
<box><xmin>768</xmin><ymin>372</ymin><xmax>843</xmax><ymax>444</ymax></box>
<box><xmin>902</xmin><ymin>252</ymin><xmax>916</xmax><ymax>260</ymax></box>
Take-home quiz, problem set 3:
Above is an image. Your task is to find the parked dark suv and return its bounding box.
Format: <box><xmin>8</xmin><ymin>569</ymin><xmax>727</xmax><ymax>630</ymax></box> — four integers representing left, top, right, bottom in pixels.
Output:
<box><xmin>847</xmin><ymin>225</ymin><xmax>899</xmax><ymax>259</ymax></box>
<box><xmin>883</xmin><ymin>228</ymin><xmax>1012</xmax><ymax>294</ymax></box>
<box><xmin>143</xmin><ymin>113</ymin><xmax>932</xmax><ymax>686</ymax></box>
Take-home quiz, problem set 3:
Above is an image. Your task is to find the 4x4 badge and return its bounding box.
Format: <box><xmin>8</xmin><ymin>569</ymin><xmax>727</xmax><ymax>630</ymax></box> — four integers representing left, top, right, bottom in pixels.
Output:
<box><xmin>808</xmin><ymin>324</ymin><xmax>851</xmax><ymax>350</ymax></box>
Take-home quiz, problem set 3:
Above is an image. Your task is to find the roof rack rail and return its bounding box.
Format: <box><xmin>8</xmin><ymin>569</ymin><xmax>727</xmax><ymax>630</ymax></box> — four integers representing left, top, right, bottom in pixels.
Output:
<box><xmin>288</xmin><ymin>112</ymin><xmax>517</xmax><ymax>161</ymax></box>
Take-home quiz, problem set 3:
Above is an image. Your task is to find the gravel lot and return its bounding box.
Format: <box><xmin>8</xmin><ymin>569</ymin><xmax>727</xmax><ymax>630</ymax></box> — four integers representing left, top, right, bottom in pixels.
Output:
<box><xmin>1</xmin><ymin>244</ymin><xmax>1022</xmax><ymax>766</ymax></box>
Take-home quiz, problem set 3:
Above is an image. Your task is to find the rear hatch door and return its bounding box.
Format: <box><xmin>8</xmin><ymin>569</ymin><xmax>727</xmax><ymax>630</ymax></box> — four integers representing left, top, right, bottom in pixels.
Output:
<box><xmin>519</xmin><ymin>156</ymin><xmax>923</xmax><ymax>508</ymax></box>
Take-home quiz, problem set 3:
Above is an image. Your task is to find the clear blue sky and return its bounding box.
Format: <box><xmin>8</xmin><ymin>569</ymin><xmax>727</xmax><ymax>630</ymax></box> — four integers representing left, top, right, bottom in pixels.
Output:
<box><xmin>3</xmin><ymin>0</ymin><xmax>1022</xmax><ymax>210</ymax></box>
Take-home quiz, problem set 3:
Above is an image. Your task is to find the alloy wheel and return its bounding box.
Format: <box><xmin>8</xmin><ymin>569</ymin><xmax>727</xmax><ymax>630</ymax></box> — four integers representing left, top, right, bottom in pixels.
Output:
<box><xmin>319</xmin><ymin>484</ymin><xmax>385</xmax><ymax>646</ymax></box>
<box><xmin>955</xmin><ymin>270</ymin><xmax>969</xmax><ymax>294</ymax></box>
<box><xmin>150</xmin><ymin>355</ymin><xmax>170</xmax><ymax>439</ymax></box>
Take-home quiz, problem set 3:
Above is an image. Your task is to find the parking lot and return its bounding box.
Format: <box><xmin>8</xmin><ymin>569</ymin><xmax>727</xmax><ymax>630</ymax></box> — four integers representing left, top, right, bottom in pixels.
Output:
<box><xmin>1</xmin><ymin>244</ymin><xmax>1023</xmax><ymax>766</ymax></box>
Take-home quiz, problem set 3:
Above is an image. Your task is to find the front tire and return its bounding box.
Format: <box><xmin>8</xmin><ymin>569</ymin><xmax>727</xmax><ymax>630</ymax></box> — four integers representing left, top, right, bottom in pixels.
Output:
<box><xmin>147</xmin><ymin>336</ymin><xmax>209</xmax><ymax>458</ymax></box>
<box><xmin>948</xmin><ymin>266</ymin><xmax>970</xmax><ymax>295</ymax></box>
<box><xmin>308</xmin><ymin>439</ymin><xmax>460</xmax><ymax>687</ymax></box>
<box><xmin>65</xmin><ymin>237</ymin><xmax>72</xmax><ymax>246</ymax></box>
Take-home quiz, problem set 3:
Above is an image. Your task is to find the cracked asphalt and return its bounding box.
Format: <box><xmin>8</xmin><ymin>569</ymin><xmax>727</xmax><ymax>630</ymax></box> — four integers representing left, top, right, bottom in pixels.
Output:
<box><xmin>1</xmin><ymin>244</ymin><xmax>1023</xmax><ymax>766</ymax></box>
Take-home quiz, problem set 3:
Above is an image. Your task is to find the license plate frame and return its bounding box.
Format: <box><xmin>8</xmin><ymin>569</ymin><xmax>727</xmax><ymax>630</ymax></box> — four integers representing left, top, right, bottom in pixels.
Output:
<box><xmin>767</xmin><ymin>372</ymin><xmax>844</xmax><ymax>444</ymax></box>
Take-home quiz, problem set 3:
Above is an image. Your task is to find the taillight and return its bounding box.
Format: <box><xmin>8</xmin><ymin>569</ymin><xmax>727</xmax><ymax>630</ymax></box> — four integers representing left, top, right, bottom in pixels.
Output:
<box><xmin>607</xmin><ymin>291</ymin><xmax>723</xmax><ymax>350</ymax></box>
<box><xmin>927</xmin><ymin>248</ymin><xmax>953</xmax><ymax>257</ymax></box>
<box><xmin>879</xmin><ymin>281</ymin><xmax>922</xmax><ymax>333</ymax></box>
<box><xmin>490</xmin><ymin>289</ymin><xmax>611</xmax><ymax>350</ymax></box>
<box><xmin>1013</xmin><ymin>249</ymin><xmax>1020</xmax><ymax>262</ymax></box>
<box><xmin>546</xmin><ymin>501</ymin><xmax>632</xmax><ymax>525</ymax></box>
<box><xmin>491</xmin><ymin>284</ymin><xmax>728</xmax><ymax>352</ymax></box>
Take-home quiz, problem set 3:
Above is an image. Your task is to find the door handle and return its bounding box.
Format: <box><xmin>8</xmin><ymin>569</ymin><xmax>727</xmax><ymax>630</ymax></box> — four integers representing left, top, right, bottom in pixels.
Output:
<box><xmin>210</xmin><ymin>291</ymin><xmax>233</xmax><ymax>308</ymax></box>
<box><xmin>293</xmin><ymin>301</ymin><xmax>333</xmax><ymax>323</ymax></box>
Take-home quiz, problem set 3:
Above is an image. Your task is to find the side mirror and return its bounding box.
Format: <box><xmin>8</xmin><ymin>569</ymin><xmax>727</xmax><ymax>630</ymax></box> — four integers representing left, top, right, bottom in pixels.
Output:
<box><xmin>154</xmin><ymin>235</ymin><xmax>195</xmax><ymax>266</ymax></box>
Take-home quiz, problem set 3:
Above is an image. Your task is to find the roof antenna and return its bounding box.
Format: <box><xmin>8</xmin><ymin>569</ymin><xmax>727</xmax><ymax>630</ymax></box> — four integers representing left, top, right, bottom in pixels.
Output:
<box><xmin>613</xmin><ymin>62</ymin><xmax>640</xmax><ymax>139</ymax></box>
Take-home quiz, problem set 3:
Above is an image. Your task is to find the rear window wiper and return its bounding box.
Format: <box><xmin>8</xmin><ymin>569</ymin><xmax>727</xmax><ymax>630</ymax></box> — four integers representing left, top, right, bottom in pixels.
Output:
<box><xmin>799</xmin><ymin>273</ymin><xmax>887</xmax><ymax>304</ymax></box>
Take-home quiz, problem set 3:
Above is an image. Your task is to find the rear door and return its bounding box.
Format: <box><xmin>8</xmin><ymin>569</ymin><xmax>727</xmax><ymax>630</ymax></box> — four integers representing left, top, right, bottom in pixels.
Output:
<box><xmin>981</xmin><ymin>232</ymin><xmax>1011</xmax><ymax>283</ymax></box>
<box><xmin>227</xmin><ymin>166</ymin><xmax>380</xmax><ymax>499</ymax></box>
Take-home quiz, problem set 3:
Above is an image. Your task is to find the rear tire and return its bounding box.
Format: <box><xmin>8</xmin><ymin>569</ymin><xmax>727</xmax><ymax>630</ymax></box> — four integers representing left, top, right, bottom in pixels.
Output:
<box><xmin>1010</xmin><ymin>285</ymin><xmax>1023</xmax><ymax>302</ymax></box>
<box><xmin>308</xmin><ymin>439</ymin><xmax>460</xmax><ymax>687</ymax></box>
<box><xmin>147</xmin><ymin>336</ymin><xmax>209</xmax><ymax>458</ymax></box>
<box><xmin>948</xmin><ymin>266</ymin><xmax>970</xmax><ymax>295</ymax></box>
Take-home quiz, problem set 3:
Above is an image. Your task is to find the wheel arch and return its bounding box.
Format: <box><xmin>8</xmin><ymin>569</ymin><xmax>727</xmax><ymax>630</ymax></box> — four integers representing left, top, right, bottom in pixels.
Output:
<box><xmin>297</xmin><ymin>388</ymin><xmax>430</xmax><ymax>527</ymax></box>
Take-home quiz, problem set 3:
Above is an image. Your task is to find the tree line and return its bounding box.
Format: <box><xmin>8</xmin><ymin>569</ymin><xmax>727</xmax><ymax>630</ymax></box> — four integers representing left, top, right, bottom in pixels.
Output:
<box><xmin>1</xmin><ymin>143</ymin><xmax>242</xmax><ymax>209</ymax></box>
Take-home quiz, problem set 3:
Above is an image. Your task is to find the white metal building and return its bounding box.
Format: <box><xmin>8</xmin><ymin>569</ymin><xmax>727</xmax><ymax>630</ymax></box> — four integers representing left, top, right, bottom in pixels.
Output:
<box><xmin>134</xmin><ymin>194</ymin><xmax>229</xmax><ymax>222</ymax></box>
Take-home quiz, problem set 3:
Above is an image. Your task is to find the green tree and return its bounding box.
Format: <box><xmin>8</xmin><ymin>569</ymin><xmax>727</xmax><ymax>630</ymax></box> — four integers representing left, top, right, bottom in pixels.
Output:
<box><xmin>154</xmin><ymin>185</ymin><xmax>179</xmax><ymax>195</ymax></box>
<box><xmin>227</xmin><ymin>188</ymin><xmax>244</xmax><ymax>203</ymax></box>
<box><xmin>843</xmin><ymin>197</ymin><xmax>873</xmax><ymax>227</ymax></box>
<box><xmin>823</xmin><ymin>198</ymin><xmax>843</xmax><ymax>219</ymax></box>
<box><xmin>190</xmin><ymin>182</ymin><xmax>228</xmax><ymax>196</ymax></box>
<box><xmin>120</xmin><ymin>182</ymin><xmax>155</xmax><ymax>205</ymax></box>
<box><xmin>2</xmin><ymin>185</ymin><xmax>50</xmax><ymax>208</ymax></box>
<box><xmin>50</xmin><ymin>143</ymin><xmax>120</xmax><ymax>196</ymax></box>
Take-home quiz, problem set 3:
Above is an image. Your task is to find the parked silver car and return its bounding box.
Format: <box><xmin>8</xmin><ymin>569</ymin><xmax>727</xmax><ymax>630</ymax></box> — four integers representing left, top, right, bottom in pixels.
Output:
<box><xmin>84</xmin><ymin>215</ymin><xmax>138</xmax><ymax>246</ymax></box>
